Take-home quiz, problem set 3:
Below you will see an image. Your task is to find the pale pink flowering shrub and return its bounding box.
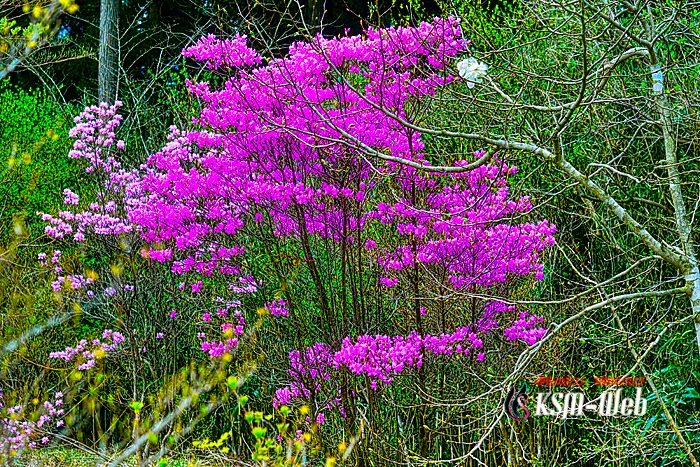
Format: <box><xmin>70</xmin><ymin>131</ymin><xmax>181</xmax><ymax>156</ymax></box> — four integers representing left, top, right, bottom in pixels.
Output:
<box><xmin>37</xmin><ymin>101</ymin><xmax>136</xmax><ymax>240</ymax></box>
<box><xmin>62</xmin><ymin>188</ymin><xmax>79</xmax><ymax>205</ymax></box>
<box><xmin>0</xmin><ymin>391</ymin><xmax>64</xmax><ymax>455</ymax></box>
<box><xmin>49</xmin><ymin>329</ymin><xmax>125</xmax><ymax>370</ymax></box>
<box><xmin>50</xmin><ymin>274</ymin><xmax>95</xmax><ymax>292</ymax></box>
<box><xmin>40</xmin><ymin>249</ymin><xmax>96</xmax><ymax>293</ymax></box>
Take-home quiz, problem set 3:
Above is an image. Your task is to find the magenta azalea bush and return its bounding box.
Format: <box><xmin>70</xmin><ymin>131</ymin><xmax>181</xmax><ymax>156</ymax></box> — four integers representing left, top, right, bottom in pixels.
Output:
<box><xmin>25</xmin><ymin>16</ymin><xmax>554</xmax><ymax>455</ymax></box>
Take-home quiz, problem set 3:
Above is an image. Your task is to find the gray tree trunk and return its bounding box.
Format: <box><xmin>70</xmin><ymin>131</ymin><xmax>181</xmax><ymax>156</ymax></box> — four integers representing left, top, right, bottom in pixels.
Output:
<box><xmin>98</xmin><ymin>0</ymin><xmax>119</xmax><ymax>105</ymax></box>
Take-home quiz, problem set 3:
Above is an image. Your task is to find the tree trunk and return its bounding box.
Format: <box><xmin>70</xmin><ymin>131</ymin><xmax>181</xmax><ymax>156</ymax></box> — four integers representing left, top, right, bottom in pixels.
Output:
<box><xmin>98</xmin><ymin>0</ymin><xmax>120</xmax><ymax>105</ymax></box>
<box><xmin>648</xmin><ymin>55</ymin><xmax>700</xmax><ymax>355</ymax></box>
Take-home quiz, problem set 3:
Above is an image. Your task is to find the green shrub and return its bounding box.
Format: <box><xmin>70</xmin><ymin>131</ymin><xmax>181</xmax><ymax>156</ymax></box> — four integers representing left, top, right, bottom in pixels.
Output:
<box><xmin>0</xmin><ymin>82</ymin><xmax>84</xmax><ymax>242</ymax></box>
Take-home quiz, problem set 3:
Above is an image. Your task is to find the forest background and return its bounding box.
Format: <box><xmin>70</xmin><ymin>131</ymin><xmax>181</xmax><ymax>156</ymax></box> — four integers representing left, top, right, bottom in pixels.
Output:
<box><xmin>1</xmin><ymin>0</ymin><xmax>699</xmax><ymax>466</ymax></box>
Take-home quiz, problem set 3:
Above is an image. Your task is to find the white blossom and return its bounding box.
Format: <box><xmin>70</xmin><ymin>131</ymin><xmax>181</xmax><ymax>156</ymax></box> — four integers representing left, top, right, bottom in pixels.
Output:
<box><xmin>456</xmin><ymin>57</ymin><xmax>488</xmax><ymax>88</ymax></box>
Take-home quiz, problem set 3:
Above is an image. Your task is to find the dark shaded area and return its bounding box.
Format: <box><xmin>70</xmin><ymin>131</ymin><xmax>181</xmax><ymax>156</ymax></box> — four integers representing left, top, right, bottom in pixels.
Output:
<box><xmin>8</xmin><ymin>0</ymin><xmax>445</xmax><ymax>102</ymax></box>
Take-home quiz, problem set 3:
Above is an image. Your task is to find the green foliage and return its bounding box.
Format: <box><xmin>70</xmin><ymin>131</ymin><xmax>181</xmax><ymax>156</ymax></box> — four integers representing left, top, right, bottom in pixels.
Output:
<box><xmin>0</xmin><ymin>82</ymin><xmax>82</xmax><ymax>348</ymax></box>
<box><xmin>0</xmin><ymin>81</ymin><xmax>83</xmax><ymax>242</ymax></box>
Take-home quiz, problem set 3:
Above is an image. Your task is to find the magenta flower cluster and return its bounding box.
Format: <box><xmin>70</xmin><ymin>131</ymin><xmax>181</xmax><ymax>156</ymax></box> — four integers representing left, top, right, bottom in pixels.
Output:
<box><xmin>49</xmin><ymin>329</ymin><xmax>125</xmax><ymax>370</ymax></box>
<box><xmin>273</xmin><ymin>328</ymin><xmax>486</xmax><ymax>406</ymax></box>
<box><xmin>182</xmin><ymin>33</ymin><xmax>263</xmax><ymax>69</ymax></box>
<box><xmin>504</xmin><ymin>312</ymin><xmax>548</xmax><ymax>345</ymax></box>
<box><xmin>199</xmin><ymin>301</ymin><xmax>246</xmax><ymax>357</ymax></box>
<box><xmin>265</xmin><ymin>298</ymin><xmax>289</xmax><ymax>317</ymax></box>
<box><xmin>274</xmin><ymin>298</ymin><xmax>548</xmax><ymax>408</ymax></box>
<box><xmin>475</xmin><ymin>301</ymin><xmax>547</xmax><ymax>344</ymax></box>
<box><xmin>37</xmin><ymin>17</ymin><xmax>557</xmax><ymax>425</ymax></box>
<box><xmin>370</xmin><ymin>158</ymin><xmax>555</xmax><ymax>288</ymax></box>
<box><xmin>41</xmin><ymin>18</ymin><xmax>553</xmax><ymax>301</ymax></box>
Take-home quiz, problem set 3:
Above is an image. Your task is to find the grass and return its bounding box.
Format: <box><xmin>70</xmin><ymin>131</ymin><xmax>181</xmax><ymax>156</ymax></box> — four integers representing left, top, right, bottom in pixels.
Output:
<box><xmin>16</xmin><ymin>447</ymin><xmax>229</xmax><ymax>467</ymax></box>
